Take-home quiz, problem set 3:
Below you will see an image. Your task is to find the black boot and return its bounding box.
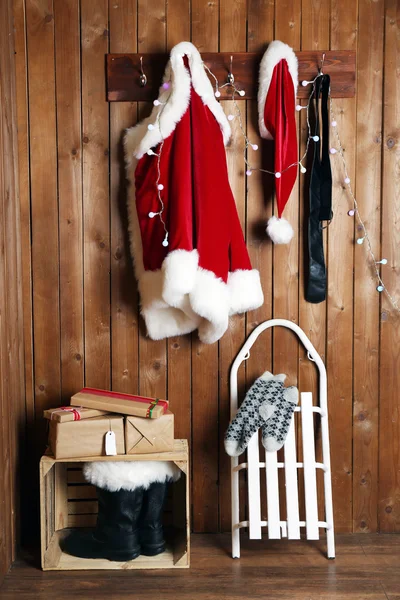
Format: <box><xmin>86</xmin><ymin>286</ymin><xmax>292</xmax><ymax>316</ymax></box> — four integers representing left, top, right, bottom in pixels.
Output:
<box><xmin>62</xmin><ymin>487</ymin><xmax>143</xmax><ymax>561</ymax></box>
<box><xmin>139</xmin><ymin>481</ymin><xmax>169</xmax><ymax>556</ymax></box>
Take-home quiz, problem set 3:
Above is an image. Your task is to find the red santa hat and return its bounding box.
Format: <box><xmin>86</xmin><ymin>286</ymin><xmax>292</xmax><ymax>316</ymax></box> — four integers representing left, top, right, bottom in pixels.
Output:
<box><xmin>258</xmin><ymin>41</ymin><xmax>298</xmax><ymax>244</ymax></box>
<box><xmin>124</xmin><ymin>42</ymin><xmax>263</xmax><ymax>344</ymax></box>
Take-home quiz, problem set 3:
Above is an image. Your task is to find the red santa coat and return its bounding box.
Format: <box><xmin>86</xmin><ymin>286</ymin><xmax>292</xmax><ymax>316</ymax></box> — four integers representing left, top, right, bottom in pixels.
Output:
<box><xmin>125</xmin><ymin>42</ymin><xmax>263</xmax><ymax>344</ymax></box>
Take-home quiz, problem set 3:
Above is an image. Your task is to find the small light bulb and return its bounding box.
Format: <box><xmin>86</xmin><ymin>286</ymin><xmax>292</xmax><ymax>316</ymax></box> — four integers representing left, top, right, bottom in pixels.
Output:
<box><xmin>153</xmin><ymin>99</ymin><xmax>160</xmax><ymax>106</ymax></box>
<box><xmin>331</xmin><ymin>120</ymin><xmax>337</xmax><ymax>127</ymax></box>
<box><xmin>312</xmin><ymin>135</ymin><xmax>319</xmax><ymax>142</ymax></box>
<box><xmin>300</xmin><ymin>165</ymin><xmax>306</xmax><ymax>174</ymax></box>
<box><xmin>215</xmin><ymin>90</ymin><xmax>221</xmax><ymax>98</ymax></box>
<box><xmin>275</xmin><ymin>171</ymin><xmax>281</xmax><ymax>179</ymax></box>
<box><xmin>296</xmin><ymin>104</ymin><xmax>302</xmax><ymax>111</ymax></box>
<box><xmin>348</xmin><ymin>209</ymin><xmax>355</xmax><ymax>217</ymax></box>
<box><xmin>228</xmin><ymin>114</ymin><xmax>235</xmax><ymax>121</ymax></box>
<box><xmin>251</xmin><ymin>144</ymin><xmax>259</xmax><ymax>151</ymax></box>
<box><xmin>162</xmin><ymin>235</ymin><xmax>169</xmax><ymax>247</ymax></box>
<box><xmin>377</xmin><ymin>259</ymin><xmax>388</xmax><ymax>265</ymax></box>
<box><xmin>157</xmin><ymin>184</ymin><xmax>164</xmax><ymax>191</ymax></box>
<box><xmin>377</xmin><ymin>285</ymin><xmax>384</xmax><ymax>293</ymax></box>
<box><xmin>302</xmin><ymin>80</ymin><xmax>309</xmax><ymax>87</ymax></box>
<box><xmin>148</xmin><ymin>124</ymin><xmax>155</xmax><ymax>131</ymax></box>
<box><xmin>148</xmin><ymin>211</ymin><xmax>156</xmax><ymax>218</ymax></box>
<box><xmin>239</xmin><ymin>90</ymin><xmax>245</xmax><ymax>97</ymax></box>
<box><xmin>357</xmin><ymin>237</ymin><xmax>365</xmax><ymax>245</ymax></box>
<box><xmin>246</xmin><ymin>169</ymin><xmax>252</xmax><ymax>176</ymax></box>
<box><xmin>162</xmin><ymin>82</ymin><xmax>170</xmax><ymax>90</ymax></box>
<box><xmin>330</xmin><ymin>148</ymin><xmax>337</xmax><ymax>154</ymax></box>
<box><xmin>344</xmin><ymin>177</ymin><xmax>351</xmax><ymax>184</ymax></box>
<box><xmin>147</xmin><ymin>149</ymin><xmax>155</xmax><ymax>156</ymax></box>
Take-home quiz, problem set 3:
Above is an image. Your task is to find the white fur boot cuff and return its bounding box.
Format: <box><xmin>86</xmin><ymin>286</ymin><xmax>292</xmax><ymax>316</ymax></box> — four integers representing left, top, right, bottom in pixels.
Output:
<box><xmin>83</xmin><ymin>461</ymin><xmax>181</xmax><ymax>492</ymax></box>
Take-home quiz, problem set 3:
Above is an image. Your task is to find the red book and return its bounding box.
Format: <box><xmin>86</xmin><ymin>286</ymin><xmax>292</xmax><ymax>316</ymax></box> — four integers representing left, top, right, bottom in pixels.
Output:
<box><xmin>71</xmin><ymin>388</ymin><xmax>169</xmax><ymax>419</ymax></box>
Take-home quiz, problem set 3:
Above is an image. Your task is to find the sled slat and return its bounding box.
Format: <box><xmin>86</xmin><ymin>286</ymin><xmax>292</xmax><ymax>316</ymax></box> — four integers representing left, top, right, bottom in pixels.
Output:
<box><xmin>284</xmin><ymin>417</ymin><xmax>301</xmax><ymax>539</ymax></box>
<box><xmin>301</xmin><ymin>392</ymin><xmax>319</xmax><ymax>540</ymax></box>
<box><xmin>265</xmin><ymin>450</ymin><xmax>281</xmax><ymax>539</ymax></box>
<box><xmin>247</xmin><ymin>433</ymin><xmax>262</xmax><ymax>539</ymax></box>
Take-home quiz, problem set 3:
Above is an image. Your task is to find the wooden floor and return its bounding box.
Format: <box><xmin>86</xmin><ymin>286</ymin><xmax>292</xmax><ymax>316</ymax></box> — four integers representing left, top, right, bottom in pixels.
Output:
<box><xmin>1</xmin><ymin>533</ymin><xmax>399</xmax><ymax>599</ymax></box>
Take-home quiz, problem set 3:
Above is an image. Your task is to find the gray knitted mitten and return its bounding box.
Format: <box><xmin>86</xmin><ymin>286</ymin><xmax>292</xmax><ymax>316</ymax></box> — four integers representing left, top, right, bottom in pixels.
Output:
<box><xmin>260</xmin><ymin>385</ymin><xmax>298</xmax><ymax>452</ymax></box>
<box><xmin>225</xmin><ymin>372</ymin><xmax>291</xmax><ymax>457</ymax></box>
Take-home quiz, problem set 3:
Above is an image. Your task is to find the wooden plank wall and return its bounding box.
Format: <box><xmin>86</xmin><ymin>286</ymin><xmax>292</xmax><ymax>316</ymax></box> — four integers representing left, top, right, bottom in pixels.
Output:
<box><xmin>12</xmin><ymin>0</ymin><xmax>400</xmax><ymax>535</ymax></box>
<box><xmin>0</xmin><ymin>0</ymin><xmax>26</xmax><ymax>582</ymax></box>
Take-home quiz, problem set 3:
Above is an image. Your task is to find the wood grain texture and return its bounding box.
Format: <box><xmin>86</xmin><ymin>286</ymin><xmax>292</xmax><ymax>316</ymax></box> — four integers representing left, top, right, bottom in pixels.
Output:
<box><xmin>81</xmin><ymin>0</ymin><xmax>111</xmax><ymax>389</ymax></box>
<box><xmin>273</xmin><ymin>0</ymin><xmax>300</xmax><ymax>386</ymax></box>
<box><xmin>379</xmin><ymin>0</ymin><xmax>400</xmax><ymax>533</ymax></box>
<box><xmin>10</xmin><ymin>0</ymin><xmax>400</xmax><ymax>539</ymax></box>
<box><xmin>137</xmin><ymin>0</ymin><xmax>168</xmax><ymax>403</ymax></box>
<box><xmin>218</xmin><ymin>0</ymin><xmax>247</xmax><ymax>532</ymax></box>
<box><xmin>3</xmin><ymin>534</ymin><xmax>400</xmax><ymax>598</ymax></box>
<box><xmin>165</xmin><ymin>0</ymin><xmax>192</xmax><ymax>451</ymax></box>
<box><xmin>13</xmin><ymin>0</ymin><xmax>34</xmax><ymax>426</ymax></box>
<box><xmin>109</xmin><ymin>0</ymin><xmax>139</xmax><ymax>395</ymax></box>
<box><xmin>26</xmin><ymin>0</ymin><xmax>61</xmax><ymax>415</ymax></box>
<box><xmin>191</xmin><ymin>0</ymin><xmax>219</xmax><ymax>533</ymax></box>
<box><xmin>106</xmin><ymin>51</ymin><xmax>357</xmax><ymax>101</ymax></box>
<box><xmin>0</xmin><ymin>0</ymin><xmax>25</xmax><ymax>582</ymax></box>
<box><xmin>299</xmin><ymin>0</ymin><xmax>330</xmax><ymax>523</ymax></box>
<box><xmin>328</xmin><ymin>0</ymin><xmax>358</xmax><ymax>533</ymax></box>
<box><xmin>55</xmin><ymin>0</ymin><xmax>84</xmax><ymax>401</ymax></box>
<box><xmin>246</xmin><ymin>0</ymin><xmax>275</xmax><ymax>526</ymax></box>
<box><xmin>352</xmin><ymin>0</ymin><xmax>383</xmax><ymax>533</ymax></box>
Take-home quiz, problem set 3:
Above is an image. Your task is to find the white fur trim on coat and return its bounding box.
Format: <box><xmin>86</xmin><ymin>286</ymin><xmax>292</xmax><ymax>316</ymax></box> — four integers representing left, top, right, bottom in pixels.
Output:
<box><xmin>125</xmin><ymin>41</ymin><xmax>230</xmax><ymax>162</ymax></box>
<box><xmin>83</xmin><ymin>461</ymin><xmax>181</xmax><ymax>493</ymax></box>
<box><xmin>258</xmin><ymin>40</ymin><xmax>298</xmax><ymax>140</ymax></box>
<box><xmin>228</xmin><ymin>269</ymin><xmax>264</xmax><ymax>316</ymax></box>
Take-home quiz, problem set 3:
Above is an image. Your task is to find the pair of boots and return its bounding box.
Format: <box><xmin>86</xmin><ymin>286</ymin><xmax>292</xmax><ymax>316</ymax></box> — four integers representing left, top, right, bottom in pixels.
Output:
<box><xmin>63</xmin><ymin>481</ymin><xmax>168</xmax><ymax>561</ymax></box>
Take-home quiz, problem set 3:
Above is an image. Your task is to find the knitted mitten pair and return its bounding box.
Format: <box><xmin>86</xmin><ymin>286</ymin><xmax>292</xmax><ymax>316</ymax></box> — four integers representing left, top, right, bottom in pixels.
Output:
<box><xmin>224</xmin><ymin>372</ymin><xmax>298</xmax><ymax>456</ymax></box>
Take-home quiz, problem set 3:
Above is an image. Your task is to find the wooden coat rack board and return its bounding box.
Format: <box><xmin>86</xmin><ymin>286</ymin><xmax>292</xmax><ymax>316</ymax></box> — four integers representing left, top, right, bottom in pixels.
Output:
<box><xmin>107</xmin><ymin>51</ymin><xmax>356</xmax><ymax>102</ymax></box>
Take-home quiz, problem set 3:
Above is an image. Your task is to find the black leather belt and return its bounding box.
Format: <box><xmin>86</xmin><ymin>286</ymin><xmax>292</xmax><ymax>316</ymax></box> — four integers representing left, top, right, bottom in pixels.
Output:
<box><xmin>306</xmin><ymin>74</ymin><xmax>332</xmax><ymax>304</ymax></box>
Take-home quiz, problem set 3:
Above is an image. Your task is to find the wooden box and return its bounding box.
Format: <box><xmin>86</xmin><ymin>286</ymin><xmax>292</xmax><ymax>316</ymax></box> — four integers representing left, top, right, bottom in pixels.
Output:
<box><xmin>40</xmin><ymin>440</ymin><xmax>190</xmax><ymax>570</ymax></box>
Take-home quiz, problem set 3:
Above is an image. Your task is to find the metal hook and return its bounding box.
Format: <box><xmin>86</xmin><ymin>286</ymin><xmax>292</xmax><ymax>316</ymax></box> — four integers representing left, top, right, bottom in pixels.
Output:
<box><xmin>227</xmin><ymin>55</ymin><xmax>235</xmax><ymax>85</ymax></box>
<box><xmin>319</xmin><ymin>52</ymin><xmax>326</xmax><ymax>75</ymax></box>
<box><xmin>139</xmin><ymin>56</ymin><xmax>147</xmax><ymax>87</ymax></box>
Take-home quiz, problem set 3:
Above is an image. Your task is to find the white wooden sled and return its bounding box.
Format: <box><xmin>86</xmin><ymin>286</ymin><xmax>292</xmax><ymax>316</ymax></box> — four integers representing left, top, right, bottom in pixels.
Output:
<box><xmin>230</xmin><ymin>319</ymin><xmax>335</xmax><ymax>559</ymax></box>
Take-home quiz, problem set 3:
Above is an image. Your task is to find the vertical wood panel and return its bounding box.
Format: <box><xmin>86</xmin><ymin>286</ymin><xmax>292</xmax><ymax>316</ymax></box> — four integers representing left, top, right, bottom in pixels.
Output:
<box><xmin>14</xmin><ymin>0</ymin><xmax>34</xmax><ymax>425</ymax></box>
<box><xmin>273</xmin><ymin>0</ymin><xmax>301</xmax><ymax>520</ymax></box>
<box><xmin>166</xmin><ymin>1</ymin><xmax>192</xmax><ymax>442</ymax></box>
<box><xmin>191</xmin><ymin>0</ymin><xmax>220</xmax><ymax>533</ymax></box>
<box><xmin>26</xmin><ymin>0</ymin><xmax>61</xmax><ymax>416</ymax></box>
<box><xmin>353</xmin><ymin>0</ymin><xmax>384</xmax><ymax>533</ymax></box>
<box><xmin>299</xmin><ymin>0</ymin><xmax>330</xmax><ymax>524</ymax></box>
<box><xmin>273</xmin><ymin>0</ymin><xmax>301</xmax><ymax>386</ymax></box>
<box><xmin>218</xmin><ymin>0</ymin><xmax>247</xmax><ymax>532</ymax></box>
<box><xmin>55</xmin><ymin>0</ymin><xmax>84</xmax><ymax>401</ymax></box>
<box><xmin>379</xmin><ymin>0</ymin><xmax>400</xmax><ymax>533</ymax></box>
<box><xmin>246</xmin><ymin>0</ymin><xmax>275</xmax><ymax>527</ymax></box>
<box><xmin>0</xmin><ymin>0</ymin><xmax>25</xmax><ymax>579</ymax></box>
<box><xmin>329</xmin><ymin>0</ymin><xmax>358</xmax><ymax>532</ymax></box>
<box><xmin>109</xmin><ymin>0</ymin><xmax>139</xmax><ymax>395</ymax></box>
<box><xmin>137</xmin><ymin>0</ymin><xmax>167</xmax><ymax>401</ymax></box>
<box><xmin>246</xmin><ymin>0</ymin><xmax>274</xmax><ymax>382</ymax></box>
<box><xmin>81</xmin><ymin>0</ymin><xmax>111</xmax><ymax>389</ymax></box>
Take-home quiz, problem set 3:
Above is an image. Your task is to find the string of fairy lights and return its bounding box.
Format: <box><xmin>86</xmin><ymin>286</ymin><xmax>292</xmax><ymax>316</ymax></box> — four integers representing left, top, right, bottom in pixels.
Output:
<box><xmin>145</xmin><ymin>57</ymin><xmax>399</xmax><ymax>314</ymax></box>
<box><xmin>204</xmin><ymin>58</ymin><xmax>399</xmax><ymax>314</ymax></box>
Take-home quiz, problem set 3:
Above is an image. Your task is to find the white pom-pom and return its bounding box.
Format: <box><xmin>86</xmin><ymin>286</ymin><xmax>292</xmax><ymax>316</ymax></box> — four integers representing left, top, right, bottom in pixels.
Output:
<box><xmin>266</xmin><ymin>216</ymin><xmax>294</xmax><ymax>244</ymax></box>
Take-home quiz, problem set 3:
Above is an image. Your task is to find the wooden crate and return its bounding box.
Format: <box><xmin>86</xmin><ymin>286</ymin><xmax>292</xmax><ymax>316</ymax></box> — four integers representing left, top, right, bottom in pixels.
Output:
<box><xmin>40</xmin><ymin>439</ymin><xmax>190</xmax><ymax>570</ymax></box>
